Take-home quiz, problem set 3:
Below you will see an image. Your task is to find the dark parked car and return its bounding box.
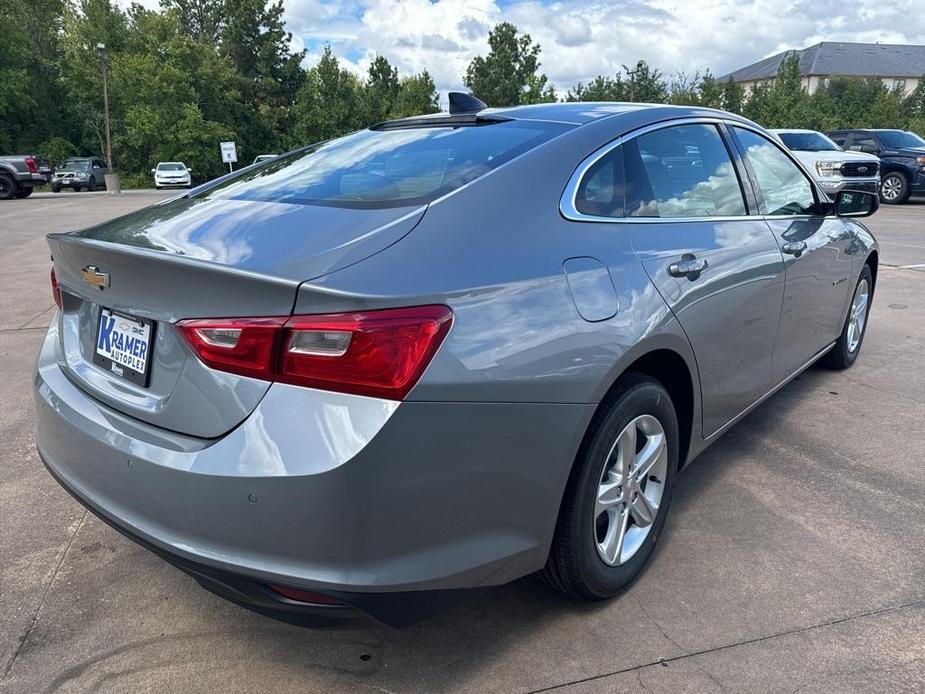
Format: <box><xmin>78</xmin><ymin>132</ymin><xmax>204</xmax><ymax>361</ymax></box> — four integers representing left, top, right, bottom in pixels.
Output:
<box><xmin>51</xmin><ymin>157</ymin><xmax>110</xmax><ymax>193</ymax></box>
<box><xmin>0</xmin><ymin>154</ymin><xmax>53</xmax><ymax>199</ymax></box>
<box><xmin>827</xmin><ymin>129</ymin><xmax>925</xmax><ymax>204</ymax></box>
<box><xmin>37</xmin><ymin>99</ymin><xmax>879</xmax><ymax>627</ymax></box>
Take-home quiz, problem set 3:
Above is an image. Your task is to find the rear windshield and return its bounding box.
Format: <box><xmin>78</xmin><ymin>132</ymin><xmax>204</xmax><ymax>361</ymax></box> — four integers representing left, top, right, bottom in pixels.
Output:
<box><xmin>198</xmin><ymin>120</ymin><xmax>572</xmax><ymax>208</ymax></box>
<box><xmin>158</xmin><ymin>163</ymin><xmax>186</xmax><ymax>171</ymax></box>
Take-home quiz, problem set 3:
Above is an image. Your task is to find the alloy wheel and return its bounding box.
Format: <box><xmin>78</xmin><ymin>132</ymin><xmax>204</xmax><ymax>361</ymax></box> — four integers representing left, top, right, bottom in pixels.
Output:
<box><xmin>594</xmin><ymin>414</ymin><xmax>668</xmax><ymax>566</ymax></box>
<box><xmin>881</xmin><ymin>176</ymin><xmax>902</xmax><ymax>201</ymax></box>
<box><xmin>847</xmin><ymin>278</ymin><xmax>870</xmax><ymax>353</ymax></box>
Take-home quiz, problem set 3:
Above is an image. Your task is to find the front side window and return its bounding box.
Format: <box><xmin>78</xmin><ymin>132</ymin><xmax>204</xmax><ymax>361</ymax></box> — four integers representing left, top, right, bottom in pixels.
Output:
<box><xmin>848</xmin><ymin>135</ymin><xmax>879</xmax><ymax>153</ymax></box>
<box><xmin>200</xmin><ymin>120</ymin><xmax>572</xmax><ymax>209</ymax></box>
<box><xmin>734</xmin><ymin>127</ymin><xmax>816</xmax><ymax>216</ymax></box>
<box><xmin>624</xmin><ymin>124</ymin><xmax>746</xmax><ymax>218</ymax></box>
<box><xmin>876</xmin><ymin>130</ymin><xmax>925</xmax><ymax>149</ymax></box>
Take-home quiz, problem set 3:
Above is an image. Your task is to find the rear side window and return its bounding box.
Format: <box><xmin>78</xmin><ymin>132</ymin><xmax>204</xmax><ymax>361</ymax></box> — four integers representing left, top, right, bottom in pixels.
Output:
<box><xmin>624</xmin><ymin>124</ymin><xmax>746</xmax><ymax>218</ymax></box>
<box><xmin>733</xmin><ymin>127</ymin><xmax>816</xmax><ymax>216</ymax></box>
<box><xmin>200</xmin><ymin>120</ymin><xmax>572</xmax><ymax>209</ymax></box>
<box><xmin>574</xmin><ymin>147</ymin><xmax>625</xmax><ymax>218</ymax></box>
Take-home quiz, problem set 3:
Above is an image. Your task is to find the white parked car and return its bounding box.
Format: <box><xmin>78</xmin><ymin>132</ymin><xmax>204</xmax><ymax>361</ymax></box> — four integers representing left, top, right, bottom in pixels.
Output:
<box><xmin>152</xmin><ymin>162</ymin><xmax>192</xmax><ymax>189</ymax></box>
<box><xmin>771</xmin><ymin>129</ymin><xmax>879</xmax><ymax>198</ymax></box>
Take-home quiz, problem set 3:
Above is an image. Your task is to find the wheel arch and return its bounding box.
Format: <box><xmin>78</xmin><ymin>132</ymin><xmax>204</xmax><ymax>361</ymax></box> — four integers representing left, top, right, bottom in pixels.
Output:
<box><xmin>584</xmin><ymin>332</ymin><xmax>700</xmax><ymax>473</ymax></box>
<box><xmin>865</xmin><ymin>249</ymin><xmax>879</xmax><ymax>290</ymax></box>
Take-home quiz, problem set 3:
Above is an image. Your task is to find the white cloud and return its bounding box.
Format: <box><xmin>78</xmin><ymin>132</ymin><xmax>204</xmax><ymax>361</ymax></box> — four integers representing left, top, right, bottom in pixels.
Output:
<box><xmin>285</xmin><ymin>0</ymin><xmax>925</xmax><ymax>96</ymax></box>
<box><xmin>120</xmin><ymin>0</ymin><xmax>925</xmax><ymax>97</ymax></box>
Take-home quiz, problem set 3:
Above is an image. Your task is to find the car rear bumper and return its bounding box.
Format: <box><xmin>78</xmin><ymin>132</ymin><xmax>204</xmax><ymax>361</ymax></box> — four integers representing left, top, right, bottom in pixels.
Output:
<box><xmin>52</xmin><ymin>178</ymin><xmax>88</xmax><ymax>188</ymax></box>
<box><xmin>34</xmin><ymin>320</ymin><xmax>592</xmax><ymax>624</ymax></box>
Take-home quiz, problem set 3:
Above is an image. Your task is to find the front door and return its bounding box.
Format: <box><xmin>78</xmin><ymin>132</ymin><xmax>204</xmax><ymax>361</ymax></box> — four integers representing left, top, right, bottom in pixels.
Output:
<box><xmin>625</xmin><ymin>123</ymin><xmax>785</xmax><ymax>437</ymax></box>
<box><xmin>729</xmin><ymin>127</ymin><xmax>854</xmax><ymax>381</ymax></box>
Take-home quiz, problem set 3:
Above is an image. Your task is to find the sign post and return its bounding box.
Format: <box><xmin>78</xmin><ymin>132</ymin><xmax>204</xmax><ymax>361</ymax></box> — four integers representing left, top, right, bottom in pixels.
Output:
<box><xmin>220</xmin><ymin>141</ymin><xmax>238</xmax><ymax>173</ymax></box>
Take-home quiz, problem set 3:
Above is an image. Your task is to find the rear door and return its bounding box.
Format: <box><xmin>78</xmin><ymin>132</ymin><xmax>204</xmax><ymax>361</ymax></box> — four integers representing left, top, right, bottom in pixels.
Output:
<box><xmin>625</xmin><ymin>122</ymin><xmax>786</xmax><ymax>437</ymax></box>
<box><xmin>729</xmin><ymin>126</ymin><xmax>854</xmax><ymax>382</ymax></box>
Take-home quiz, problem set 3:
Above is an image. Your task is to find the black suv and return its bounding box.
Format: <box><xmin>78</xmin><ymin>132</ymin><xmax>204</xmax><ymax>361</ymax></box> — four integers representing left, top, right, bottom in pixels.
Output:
<box><xmin>827</xmin><ymin>129</ymin><xmax>925</xmax><ymax>204</ymax></box>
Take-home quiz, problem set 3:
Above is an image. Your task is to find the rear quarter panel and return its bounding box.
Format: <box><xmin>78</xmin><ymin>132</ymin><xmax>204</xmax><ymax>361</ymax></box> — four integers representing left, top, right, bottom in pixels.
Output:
<box><xmin>297</xmin><ymin>114</ymin><xmax>699</xmax><ymax>408</ymax></box>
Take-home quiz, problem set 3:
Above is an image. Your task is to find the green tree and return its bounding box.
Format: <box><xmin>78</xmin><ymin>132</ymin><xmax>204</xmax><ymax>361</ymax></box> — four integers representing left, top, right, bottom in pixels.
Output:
<box><xmin>364</xmin><ymin>55</ymin><xmax>400</xmax><ymax>124</ymax></box>
<box><xmin>763</xmin><ymin>54</ymin><xmax>811</xmax><ymax>127</ymax></box>
<box><xmin>58</xmin><ymin>0</ymin><xmax>130</xmax><ymax>162</ymax></box>
<box><xmin>668</xmin><ymin>71</ymin><xmax>722</xmax><ymax>107</ymax></box>
<box><xmin>698</xmin><ymin>71</ymin><xmax>723</xmax><ymax>109</ymax></box>
<box><xmin>742</xmin><ymin>81</ymin><xmax>772</xmax><ymax>124</ymax></box>
<box><xmin>464</xmin><ymin>22</ymin><xmax>553</xmax><ymax>106</ymax></box>
<box><xmin>722</xmin><ymin>77</ymin><xmax>744</xmax><ymax>114</ymax></box>
<box><xmin>289</xmin><ymin>46</ymin><xmax>363</xmax><ymax>146</ymax></box>
<box><xmin>566</xmin><ymin>75</ymin><xmax>626</xmax><ymax>102</ymax></box>
<box><xmin>866</xmin><ymin>88</ymin><xmax>904</xmax><ymax>128</ymax></box>
<box><xmin>221</xmin><ymin>0</ymin><xmax>304</xmax><ymax>152</ymax></box>
<box><xmin>814</xmin><ymin>77</ymin><xmax>886</xmax><ymax>129</ymax></box>
<box><xmin>160</xmin><ymin>0</ymin><xmax>224</xmax><ymax>43</ymax></box>
<box><xmin>391</xmin><ymin>70</ymin><xmax>439</xmax><ymax>118</ymax></box>
<box><xmin>668</xmin><ymin>71</ymin><xmax>701</xmax><ymax>105</ymax></box>
<box><xmin>625</xmin><ymin>61</ymin><xmax>668</xmax><ymax>102</ymax></box>
<box><xmin>901</xmin><ymin>78</ymin><xmax>925</xmax><ymax>131</ymax></box>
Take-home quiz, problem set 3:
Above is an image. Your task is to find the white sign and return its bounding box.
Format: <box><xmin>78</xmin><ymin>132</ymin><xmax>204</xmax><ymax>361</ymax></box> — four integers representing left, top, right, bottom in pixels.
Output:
<box><xmin>220</xmin><ymin>141</ymin><xmax>238</xmax><ymax>163</ymax></box>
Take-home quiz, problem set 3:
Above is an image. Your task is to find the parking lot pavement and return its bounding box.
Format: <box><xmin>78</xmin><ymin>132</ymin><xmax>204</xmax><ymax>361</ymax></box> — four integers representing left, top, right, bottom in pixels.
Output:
<box><xmin>864</xmin><ymin>197</ymin><xmax>925</xmax><ymax>270</ymax></box>
<box><xmin>2</xmin><ymin>194</ymin><xmax>923</xmax><ymax>693</ymax></box>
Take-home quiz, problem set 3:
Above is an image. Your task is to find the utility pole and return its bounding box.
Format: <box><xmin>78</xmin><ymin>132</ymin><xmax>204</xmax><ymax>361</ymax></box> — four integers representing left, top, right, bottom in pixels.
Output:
<box><xmin>97</xmin><ymin>43</ymin><xmax>120</xmax><ymax>193</ymax></box>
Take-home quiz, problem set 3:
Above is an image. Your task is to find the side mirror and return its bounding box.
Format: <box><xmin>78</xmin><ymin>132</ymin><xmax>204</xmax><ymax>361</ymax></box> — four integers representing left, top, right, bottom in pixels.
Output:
<box><xmin>834</xmin><ymin>190</ymin><xmax>878</xmax><ymax>218</ymax></box>
<box><xmin>151</xmin><ymin>169</ymin><xmax>156</xmax><ymax>174</ymax></box>
<box><xmin>187</xmin><ymin>169</ymin><xmax>193</xmax><ymax>174</ymax></box>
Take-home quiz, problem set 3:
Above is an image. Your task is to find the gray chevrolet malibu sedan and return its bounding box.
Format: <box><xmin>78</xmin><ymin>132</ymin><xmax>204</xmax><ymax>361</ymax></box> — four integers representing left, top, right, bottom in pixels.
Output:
<box><xmin>35</xmin><ymin>98</ymin><xmax>879</xmax><ymax>627</ymax></box>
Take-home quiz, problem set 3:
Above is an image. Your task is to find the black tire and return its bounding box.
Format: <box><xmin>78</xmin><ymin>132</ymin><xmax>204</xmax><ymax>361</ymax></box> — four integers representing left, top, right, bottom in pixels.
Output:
<box><xmin>52</xmin><ymin>184</ymin><xmax>61</xmax><ymax>193</ymax></box>
<box><xmin>826</xmin><ymin>265</ymin><xmax>874</xmax><ymax>370</ymax></box>
<box><xmin>15</xmin><ymin>187</ymin><xmax>33</xmax><ymax>198</ymax></box>
<box><xmin>541</xmin><ymin>372</ymin><xmax>679</xmax><ymax>600</ymax></box>
<box><xmin>87</xmin><ymin>176</ymin><xmax>97</xmax><ymax>192</ymax></box>
<box><xmin>0</xmin><ymin>174</ymin><xmax>18</xmax><ymax>200</ymax></box>
<box><xmin>879</xmin><ymin>172</ymin><xmax>910</xmax><ymax>204</ymax></box>
<box><xmin>73</xmin><ymin>185</ymin><xmax>82</xmax><ymax>192</ymax></box>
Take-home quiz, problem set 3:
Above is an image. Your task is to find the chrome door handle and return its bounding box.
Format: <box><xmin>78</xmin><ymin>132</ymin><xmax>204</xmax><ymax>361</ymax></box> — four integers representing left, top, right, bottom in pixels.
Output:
<box><xmin>668</xmin><ymin>255</ymin><xmax>708</xmax><ymax>279</ymax></box>
<box><xmin>782</xmin><ymin>241</ymin><xmax>807</xmax><ymax>256</ymax></box>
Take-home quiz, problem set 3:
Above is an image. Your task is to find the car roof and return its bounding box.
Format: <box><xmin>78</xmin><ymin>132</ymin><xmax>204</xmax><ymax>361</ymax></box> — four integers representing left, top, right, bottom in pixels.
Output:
<box><xmin>771</xmin><ymin>128</ymin><xmax>823</xmax><ymax>134</ymax></box>
<box><xmin>157</xmin><ymin>161</ymin><xmax>186</xmax><ymax>165</ymax></box>
<box><xmin>829</xmin><ymin>128</ymin><xmax>906</xmax><ymax>133</ymax></box>
<box><xmin>381</xmin><ymin>102</ymin><xmax>750</xmax><ymax>128</ymax></box>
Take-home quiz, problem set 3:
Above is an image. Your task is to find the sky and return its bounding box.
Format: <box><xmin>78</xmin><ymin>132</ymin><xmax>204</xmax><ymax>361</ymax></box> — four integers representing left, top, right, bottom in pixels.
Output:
<box><xmin>127</xmin><ymin>0</ymin><xmax>925</xmax><ymax>97</ymax></box>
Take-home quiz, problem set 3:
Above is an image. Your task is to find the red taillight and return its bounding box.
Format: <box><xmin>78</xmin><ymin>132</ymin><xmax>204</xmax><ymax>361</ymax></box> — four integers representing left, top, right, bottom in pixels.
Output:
<box><xmin>267</xmin><ymin>584</ymin><xmax>345</xmax><ymax>605</ymax></box>
<box><xmin>176</xmin><ymin>305</ymin><xmax>453</xmax><ymax>400</ymax></box>
<box><xmin>175</xmin><ymin>317</ymin><xmax>285</xmax><ymax>380</ymax></box>
<box><xmin>25</xmin><ymin>157</ymin><xmax>37</xmax><ymax>174</ymax></box>
<box><xmin>50</xmin><ymin>268</ymin><xmax>62</xmax><ymax>309</ymax></box>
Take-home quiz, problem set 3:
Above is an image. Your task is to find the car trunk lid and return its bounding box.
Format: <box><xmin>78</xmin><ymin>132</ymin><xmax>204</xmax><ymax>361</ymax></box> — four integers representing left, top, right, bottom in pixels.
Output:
<box><xmin>47</xmin><ymin>197</ymin><xmax>425</xmax><ymax>438</ymax></box>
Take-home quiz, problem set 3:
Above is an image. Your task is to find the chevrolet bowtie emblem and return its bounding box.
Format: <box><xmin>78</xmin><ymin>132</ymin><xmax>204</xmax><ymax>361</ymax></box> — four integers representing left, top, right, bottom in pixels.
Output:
<box><xmin>81</xmin><ymin>265</ymin><xmax>110</xmax><ymax>290</ymax></box>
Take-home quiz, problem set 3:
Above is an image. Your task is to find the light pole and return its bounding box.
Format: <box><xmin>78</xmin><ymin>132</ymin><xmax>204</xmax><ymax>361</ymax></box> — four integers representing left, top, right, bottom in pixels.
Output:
<box><xmin>96</xmin><ymin>43</ymin><xmax>120</xmax><ymax>193</ymax></box>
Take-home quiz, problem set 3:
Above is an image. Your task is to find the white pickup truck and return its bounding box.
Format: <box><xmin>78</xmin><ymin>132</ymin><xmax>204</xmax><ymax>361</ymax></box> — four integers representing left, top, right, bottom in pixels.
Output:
<box><xmin>771</xmin><ymin>129</ymin><xmax>880</xmax><ymax>198</ymax></box>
